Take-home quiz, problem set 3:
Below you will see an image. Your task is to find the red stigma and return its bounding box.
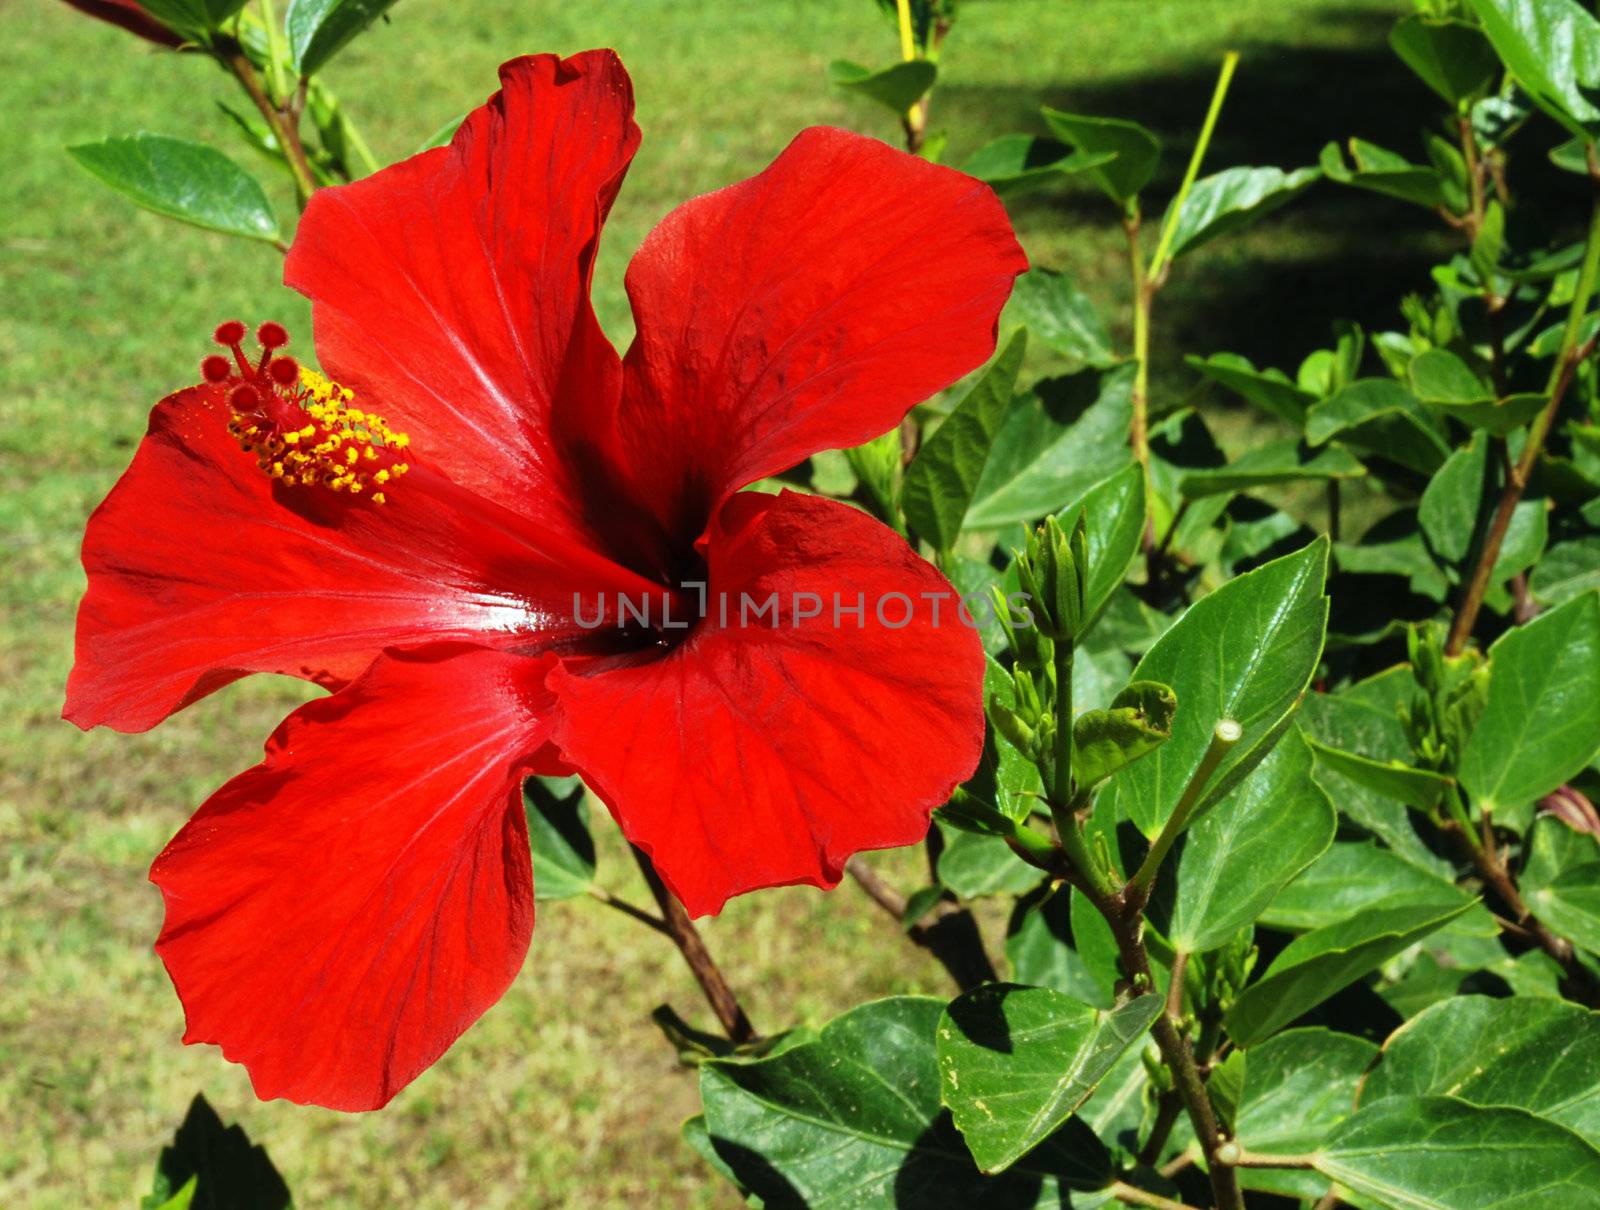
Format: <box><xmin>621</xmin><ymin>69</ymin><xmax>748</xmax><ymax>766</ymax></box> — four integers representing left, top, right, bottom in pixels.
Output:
<box><xmin>229</xmin><ymin>383</ymin><xmax>262</xmax><ymax>411</ymax></box>
<box><xmin>268</xmin><ymin>357</ymin><xmax>301</xmax><ymax>386</ymax></box>
<box><xmin>257</xmin><ymin>322</ymin><xmax>289</xmax><ymax>350</ymax></box>
<box><xmin>213</xmin><ymin>320</ymin><xmax>247</xmax><ymax>346</ymax></box>
<box><xmin>201</xmin><ymin>355</ymin><xmax>232</xmax><ymax>383</ymax></box>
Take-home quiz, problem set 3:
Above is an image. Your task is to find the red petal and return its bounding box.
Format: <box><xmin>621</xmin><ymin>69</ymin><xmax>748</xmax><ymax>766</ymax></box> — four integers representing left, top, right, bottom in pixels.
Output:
<box><xmin>67</xmin><ymin>385</ymin><xmax>660</xmax><ymax>733</ymax></box>
<box><xmin>598</xmin><ymin>127</ymin><xmax>1027</xmax><ymax>546</ymax></box>
<box><xmin>284</xmin><ymin>51</ymin><xmax>638</xmax><ymax>529</ymax></box>
<box><xmin>150</xmin><ymin>647</ymin><xmax>553</xmax><ymax>1111</ymax></box>
<box><xmin>60</xmin><ymin>0</ymin><xmax>185</xmax><ymax>46</ymax></box>
<box><xmin>548</xmin><ymin>491</ymin><xmax>986</xmax><ymax>916</ymax></box>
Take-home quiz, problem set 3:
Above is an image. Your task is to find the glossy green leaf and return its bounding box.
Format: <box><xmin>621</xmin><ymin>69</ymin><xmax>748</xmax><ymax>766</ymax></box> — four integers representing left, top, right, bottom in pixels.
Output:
<box><xmin>961</xmin><ymin>136</ymin><xmax>1114</xmax><ymax>197</ymax></box>
<box><xmin>1459</xmin><ymin>592</ymin><xmax>1600</xmax><ymax>812</ymax></box>
<box><xmin>137</xmin><ymin>0</ymin><xmax>248</xmax><ymax>35</ymax></box>
<box><xmin>1390</xmin><ymin>16</ymin><xmax>1499</xmax><ymax>105</ymax></box>
<box><xmin>1004</xmin><ymin>889</ymin><xmax>1113</xmax><ymax>1008</ymax></box>
<box><xmin>1410</xmin><ymin>348</ymin><xmax>1492</xmax><ymax>405</ymax></box>
<box><xmin>936</xmin><ymin>986</ymin><xmax>1161</xmax><ymax>1173</ymax></box>
<box><xmin>1304</xmin><ymin>737</ymin><xmax>1453</xmax><ymax>811</ymax></box>
<box><xmin>1224</xmin><ymin>899</ymin><xmax>1474</xmax><ymax>1046</ymax></box>
<box><xmin>1036</xmin><ymin>464</ymin><xmax>1146</xmax><ymax>633</ymax></box>
<box><xmin>904</xmin><ymin>330</ymin><xmax>1027</xmax><ymax>551</ymax></box>
<box><xmin>1186</xmin><ymin>351</ymin><xmax>1317</xmax><ymax>427</ymax></box>
<box><xmin>1532</xmin><ymin>537</ymin><xmax>1600</xmax><ymax>606</ymax></box>
<box><xmin>1228</xmin><ymin>1028</ymin><xmax>1378</xmax><ymax>1201</ymax></box>
<box><xmin>1363</xmin><ymin>995</ymin><xmax>1600</xmax><ymax>1147</ymax></box>
<box><xmin>1522</xmin><ymin>816</ymin><xmax>1600</xmax><ymax>955</ymax></box>
<box><xmin>1007</xmin><ymin>268</ymin><xmax>1116</xmax><ymax>367</ymax></box>
<box><xmin>1039</xmin><ymin>108</ymin><xmax>1161</xmax><ymax>204</ymax></box>
<box><xmin>1262</xmin><ymin>842</ymin><xmax>1478</xmax><ymax>932</ymax></box>
<box><xmin>1320</xmin><ymin>138</ymin><xmax>1451</xmax><ymax>210</ymax></box>
<box><xmin>524</xmin><ymin>777</ymin><xmax>596</xmax><ymax>900</ymax></box>
<box><xmin>1169</xmin><ymin>729</ymin><xmax>1336</xmax><ymax>953</ymax></box>
<box><xmin>285</xmin><ymin>0</ymin><xmax>398</xmax><ymax>76</ymax></box>
<box><xmin>67</xmin><ymin>134</ymin><xmax>281</xmax><ymax>244</ymax></box>
<box><xmin>937</xmin><ymin>826</ymin><xmax>1042</xmax><ymax>899</ymax></box>
<box><xmin>1467</xmin><ymin>0</ymin><xmax>1600</xmax><ymax>141</ymax></box>
<box><xmin>1072</xmin><ymin>681</ymin><xmax>1177</xmax><ymax>789</ymax></box>
<box><xmin>1306</xmin><ymin>378</ymin><xmax>1451</xmax><ymax>474</ymax></box>
<box><xmin>1178</xmin><ymin>439</ymin><xmax>1365</xmax><ymax>499</ymax></box>
<box><xmin>700</xmin><ymin>997</ymin><xmax>1113</xmax><ymax>1207</ymax></box>
<box><xmin>1419</xmin><ymin>435</ymin><xmax>1488</xmax><ymax>563</ymax></box>
<box><xmin>1158</xmin><ymin>165</ymin><xmax>1320</xmax><ymax>261</ymax></box>
<box><xmin>967</xmin><ymin>366</ymin><xmax>1135</xmax><ymax>528</ymax></box>
<box><xmin>1109</xmin><ymin>539</ymin><xmax>1330</xmax><ymax>838</ymax></box>
<box><xmin>829</xmin><ymin>59</ymin><xmax>938</xmax><ymax>114</ymax></box>
<box><xmin>1317</xmin><ymin>1096</ymin><xmax>1600</xmax><ymax>1209</ymax></box>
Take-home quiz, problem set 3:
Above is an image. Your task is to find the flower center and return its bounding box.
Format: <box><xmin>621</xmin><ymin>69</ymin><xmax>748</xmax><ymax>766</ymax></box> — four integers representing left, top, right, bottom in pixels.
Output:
<box><xmin>202</xmin><ymin>320</ymin><xmax>411</xmax><ymax>505</ymax></box>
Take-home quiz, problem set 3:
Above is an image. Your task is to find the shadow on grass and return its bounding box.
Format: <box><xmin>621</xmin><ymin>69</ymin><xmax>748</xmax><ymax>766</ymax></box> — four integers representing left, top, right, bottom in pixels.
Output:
<box><xmin>944</xmin><ymin>3</ymin><xmax>1587</xmax><ymax>375</ymax></box>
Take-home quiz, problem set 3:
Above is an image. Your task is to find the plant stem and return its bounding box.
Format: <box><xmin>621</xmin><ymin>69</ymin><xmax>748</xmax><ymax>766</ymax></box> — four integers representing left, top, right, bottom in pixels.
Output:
<box><xmin>1139</xmin><ymin>1092</ymin><xmax>1184</xmax><ymax>1166</ymax></box>
<box><xmin>221</xmin><ymin>42</ymin><xmax>317</xmax><ymax>206</ymax></box>
<box><xmin>1127</xmin><ymin>720</ymin><xmax>1243</xmax><ymax>903</ymax></box>
<box><xmin>1108</xmin><ymin>1181</ymin><xmax>1203</xmax><ymax>1210</ymax></box>
<box><xmin>894</xmin><ymin>0</ymin><xmax>928</xmax><ymax>153</ymax></box>
<box><xmin>1125</xmin><ymin>208</ymin><xmax>1153</xmax><ymax>473</ymax></box>
<box><xmin>630</xmin><ymin>846</ymin><xmax>756</xmax><ymax>1043</ymax></box>
<box><xmin>844</xmin><ymin>856</ymin><xmax>999</xmax><ymax>991</ymax></box>
<box><xmin>585</xmin><ymin>886</ymin><xmax>671</xmax><ymax>937</ymax></box>
<box><xmin>258</xmin><ymin>0</ymin><xmax>288</xmax><ymax>105</ymax></box>
<box><xmin>1447</xmin><ymin>189</ymin><xmax>1600</xmax><ymax>655</ymax></box>
<box><xmin>1214</xmin><ymin>1142</ymin><xmax>1317</xmax><ymax>1169</ymax></box>
<box><xmin>1149</xmin><ymin>51</ymin><xmax>1240</xmax><ymax>279</ymax></box>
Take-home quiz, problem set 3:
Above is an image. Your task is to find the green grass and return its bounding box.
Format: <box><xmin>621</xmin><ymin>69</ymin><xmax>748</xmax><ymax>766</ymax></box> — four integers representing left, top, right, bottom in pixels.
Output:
<box><xmin>1</xmin><ymin>0</ymin><xmax>1408</xmax><ymax>1204</ymax></box>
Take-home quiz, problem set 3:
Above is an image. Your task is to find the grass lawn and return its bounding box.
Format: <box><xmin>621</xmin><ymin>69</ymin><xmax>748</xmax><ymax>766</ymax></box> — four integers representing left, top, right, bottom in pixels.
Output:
<box><xmin>1</xmin><ymin>0</ymin><xmax>1414</xmax><ymax>1204</ymax></box>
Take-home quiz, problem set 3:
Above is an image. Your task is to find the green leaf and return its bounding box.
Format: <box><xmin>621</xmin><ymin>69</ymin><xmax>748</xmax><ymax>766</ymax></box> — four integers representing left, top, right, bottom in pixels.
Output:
<box><xmin>961</xmin><ymin>136</ymin><xmax>1114</xmax><ymax>198</ymax></box>
<box><xmin>1420</xmin><ymin>434</ymin><xmax>1488</xmax><ymax>563</ymax></box>
<box><xmin>1004</xmin><ymin>888</ymin><xmax>1113</xmax><ymax>1008</ymax></box>
<box><xmin>1304</xmin><ymin>737</ymin><xmax>1453</xmax><ymax>811</ymax></box>
<box><xmin>1224</xmin><ymin>899</ymin><xmax>1474</xmax><ymax>1047</ymax></box>
<box><xmin>1168</xmin><ymin>729</ymin><xmax>1336</xmax><ymax>953</ymax></box>
<box><xmin>524</xmin><ymin>777</ymin><xmax>595</xmax><ymax>900</ymax></box>
<box><xmin>1390</xmin><ymin>15</ymin><xmax>1499</xmax><ymax>106</ymax></box>
<box><xmin>1363</xmin><ymin>995</ymin><xmax>1600</xmax><ymax>1147</ymax></box>
<box><xmin>1158</xmin><ymin>165</ymin><xmax>1320</xmax><ymax>261</ymax></box>
<box><xmin>904</xmin><ymin>331</ymin><xmax>1027</xmax><ymax>551</ymax></box>
<box><xmin>1039</xmin><ymin>109</ymin><xmax>1161</xmax><ymax>205</ymax></box>
<box><xmin>1178</xmin><ymin>439</ymin><xmax>1365</xmax><ymax>499</ymax></box>
<box><xmin>1320</xmin><ymin>138</ymin><xmax>1451</xmax><ymax>210</ymax></box>
<box><xmin>1317</xmin><ymin>1096</ymin><xmax>1600</xmax><ymax>1208</ymax></box>
<box><xmin>1262</xmin><ymin>841</ymin><xmax>1477</xmax><ymax>932</ymax></box>
<box><xmin>67</xmin><ymin>134</ymin><xmax>281</xmax><ymax>244</ymax></box>
<box><xmin>137</xmin><ymin>0</ymin><xmax>248</xmax><ymax>35</ymax></box>
<box><xmin>1007</xmin><ymin>268</ymin><xmax>1116</xmax><ymax>366</ymax></box>
<box><xmin>829</xmin><ymin>59</ymin><xmax>938</xmax><ymax>114</ymax></box>
<box><xmin>1410</xmin><ymin>348</ymin><xmax>1492</xmax><ymax>405</ymax></box>
<box><xmin>1052</xmin><ymin>464</ymin><xmax>1148</xmax><ymax>640</ymax></box>
<box><xmin>1532</xmin><ymin>537</ymin><xmax>1600</xmax><ymax>606</ymax></box>
<box><xmin>936</xmin><ymin>987</ymin><xmax>1161</xmax><ymax>1173</ymax></box>
<box><xmin>1186</xmin><ymin>351</ymin><xmax>1317</xmax><ymax>427</ymax></box>
<box><xmin>1467</xmin><ymin>0</ymin><xmax>1600</xmax><ymax>141</ymax></box>
<box><xmin>1229</xmin><ymin>1028</ymin><xmax>1378</xmax><ymax>1201</ymax></box>
<box><xmin>1306</xmin><ymin>378</ymin><xmax>1452</xmax><ymax>474</ymax></box>
<box><xmin>967</xmin><ymin>366</ymin><xmax>1135</xmax><ymax>528</ymax></box>
<box><xmin>700</xmin><ymin>997</ymin><xmax>1113</xmax><ymax>1207</ymax></box>
<box><xmin>1522</xmin><ymin>816</ymin><xmax>1600</xmax><ymax>955</ymax></box>
<box><xmin>1459</xmin><ymin>592</ymin><xmax>1600</xmax><ymax>812</ymax></box>
<box><xmin>937</xmin><ymin>826</ymin><xmax>1042</xmax><ymax>899</ymax></box>
<box><xmin>147</xmin><ymin>1176</ymin><xmax>198</xmax><ymax>1210</ymax></box>
<box><xmin>1108</xmin><ymin>539</ymin><xmax>1330</xmax><ymax>838</ymax></box>
<box><xmin>1207</xmin><ymin>1050</ymin><xmax>1247</xmax><ymax>1134</ymax></box>
<box><xmin>415</xmin><ymin>111</ymin><xmax>466</xmax><ymax>153</ymax></box>
<box><xmin>980</xmin><ymin>656</ymin><xmax>1045</xmax><ymax>823</ymax></box>
<box><xmin>1072</xmin><ymin>681</ymin><xmax>1177</xmax><ymax>789</ymax></box>
<box><xmin>285</xmin><ymin>0</ymin><xmax>398</xmax><ymax>76</ymax></box>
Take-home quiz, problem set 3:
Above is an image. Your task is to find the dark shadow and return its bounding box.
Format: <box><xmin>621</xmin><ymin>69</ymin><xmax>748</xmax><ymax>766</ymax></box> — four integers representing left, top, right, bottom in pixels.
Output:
<box><xmin>149</xmin><ymin>1094</ymin><xmax>291</xmax><ymax>1210</ymax></box>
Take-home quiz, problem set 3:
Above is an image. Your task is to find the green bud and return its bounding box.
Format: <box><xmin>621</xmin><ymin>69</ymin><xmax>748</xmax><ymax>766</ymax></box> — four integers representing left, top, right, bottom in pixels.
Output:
<box><xmin>989</xmin><ymin>698</ymin><xmax>1037</xmax><ymax>754</ymax></box>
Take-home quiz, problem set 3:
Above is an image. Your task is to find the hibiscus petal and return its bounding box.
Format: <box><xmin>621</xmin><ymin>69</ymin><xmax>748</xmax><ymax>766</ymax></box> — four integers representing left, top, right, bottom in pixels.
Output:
<box><xmin>547</xmin><ymin>491</ymin><xmax>986</xmax><ymax>917</ymax></box>
<box><xmin>67</xmin><ymin>385</ymin><xmax>660</xmax><ymax>733</ymax></box>
<box><xmin>598</xmin><ymin>126</ymin><xmax>1027</xmax><ymax>547</ymax></box>
<box><xmin>284</xmin><ymin>51</ymin><xmax>638</xmax><ymax>528</ymax></box>
<box><xmin>150</xmin><ymin>646</ymin><xmax>552</xmax><ymax>1111</ymax></box>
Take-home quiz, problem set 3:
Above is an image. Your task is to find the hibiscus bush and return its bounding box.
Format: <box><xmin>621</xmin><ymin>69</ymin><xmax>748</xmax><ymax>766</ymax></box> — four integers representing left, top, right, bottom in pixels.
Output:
<box><xmin>57</xmin><ymin>0</ymin><xmax>1600</xmax><ymax>1207</ymax></box>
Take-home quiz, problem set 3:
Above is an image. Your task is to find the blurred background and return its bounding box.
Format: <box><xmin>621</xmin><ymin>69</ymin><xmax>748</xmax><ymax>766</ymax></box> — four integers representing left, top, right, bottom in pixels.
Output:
<box><xmin>2</xmin><ymin>0</ymin><xmax>1436</xmax><ymax>1204</ymax></box>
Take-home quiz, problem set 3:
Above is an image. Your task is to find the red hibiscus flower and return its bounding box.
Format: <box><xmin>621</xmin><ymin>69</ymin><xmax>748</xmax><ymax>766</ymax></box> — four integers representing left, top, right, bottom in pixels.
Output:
<box><xmin>59</xmin><ymin>0</ymin><xmax>185</xmax><ymax>47</ymax></box>
<box><xmin>66</xmin><ymin>51</ymin><xmax>1026</xmax><ymax>1110</ymax></box>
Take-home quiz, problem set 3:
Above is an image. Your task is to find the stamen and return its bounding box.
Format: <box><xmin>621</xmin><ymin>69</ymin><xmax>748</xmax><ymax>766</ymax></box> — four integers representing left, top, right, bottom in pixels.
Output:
<box><xmin>201</xmin><ymin>321</ymin><xmax>410</xmax><ymax>506</ymax></box>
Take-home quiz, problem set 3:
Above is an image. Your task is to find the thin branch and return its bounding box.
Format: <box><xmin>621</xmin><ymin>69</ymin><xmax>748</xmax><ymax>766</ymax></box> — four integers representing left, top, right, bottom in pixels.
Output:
<box><xmin>631</xmin><ymin>846</ymin><xmax>756</xmax><ymax>1044</ymax></box>
<box><xmin>586</xmin><ymin>886</ymin><xmax>671</xmax><ymax>937</ymax></box>
<box><xmin>1214</xmin><ymin>1142</ymin><xmax>1317</xmax><ymax>1169</ymax></box>
<box><xmin>1139</xmin><ymin>1092</ymin><xmax>1184</xmax><ymax>1167</ymax></box>
<box><xmin>1108</xmin><ymin>1180</ymin><xmax>1203</xmax><ymax>1210</ymax></box>
<box><xmin>220</xmin><ymin>41</ymin><xmax>316</xmax><ymax>206</ymax></box>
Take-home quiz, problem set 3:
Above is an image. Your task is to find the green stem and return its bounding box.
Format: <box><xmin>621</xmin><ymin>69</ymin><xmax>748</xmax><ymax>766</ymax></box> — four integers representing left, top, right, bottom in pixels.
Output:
<box><xmin>1108</xmin><ymin>1181</ymin><xmax>1203</xmax><ymax>1210</ymax></box>
<box><xmin>258</xmin><ymin>0</ymin><xmax>288</xmax><ymax>105</ymax></box>
<box><xmin>1149</xmin><ymin>51</ymin><xmax>1240</xmax><ymax>279</ymax></box>
<box><xmin>1052</xmin><ymin>642</ymin><xmax>1075</xmax><ymax>807</ymax></box>
<box><xmin>338</xmin><ymin>106</ymin><xmax>383</xmax><ymax>177</ymax></box>
<box><xmin>1126</xmin><ymin>208</ymin><xmax>1153</xmax><ymax>477</ymax></box>
<box><xmin>222</xmin><ymin>44</ymin><xmax>316</xmax><ymax>207</ymax></box>
<box><xmin>1214</xmin><ymin>1142</ymin><xmax>1316</xmax><ymax>1170</ymax></box>
<box><xmin>1127</xmin><ymin>720</ymin><xmax>1243</xmax><ymax>902</ymax></box>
